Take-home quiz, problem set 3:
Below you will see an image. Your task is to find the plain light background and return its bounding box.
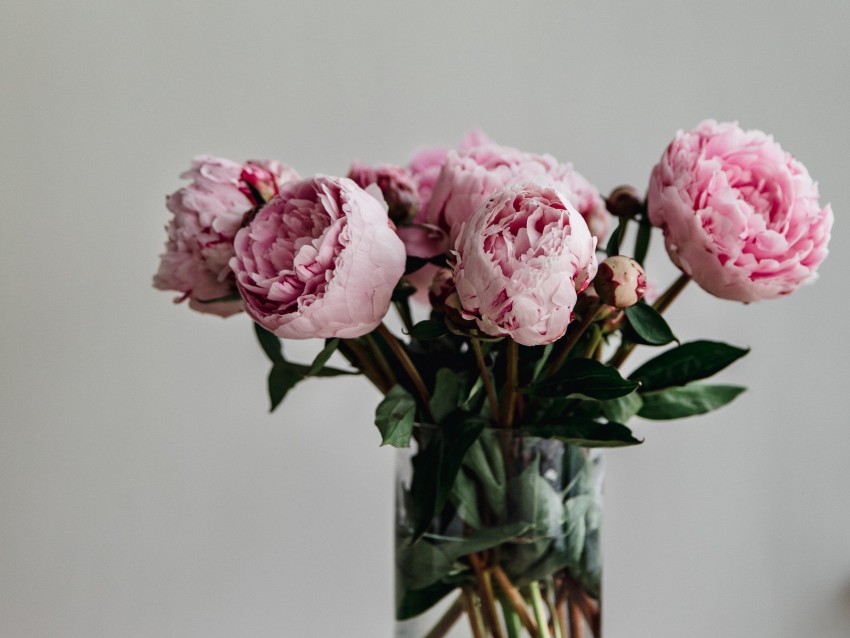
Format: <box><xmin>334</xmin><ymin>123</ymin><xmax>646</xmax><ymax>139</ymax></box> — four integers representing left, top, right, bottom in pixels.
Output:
<box><xmin>1</xmin><ymin>1</ymin><xmax>849</xmax><ymax>636</ymax></box>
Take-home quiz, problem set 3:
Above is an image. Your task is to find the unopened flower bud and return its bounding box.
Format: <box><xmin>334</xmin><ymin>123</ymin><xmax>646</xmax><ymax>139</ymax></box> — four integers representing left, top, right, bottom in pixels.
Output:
<box><xmin>606</xmin><ymin>185</ymin><xmax>644</xmax><ymax>219</ymax></box>
<box><xmin>443</xmin><ymin>292</ymin><xmax>479</xmax><ymax>335</ymax></box>
<box><xmin>428</xmin><ymin>268</ymin><xmax>454</xmax><ymax>313</ymax></box>
<box><xmin>594</xmin><ymin>256</ymin><xmax>647</xmax><ymax>308</ymax></box>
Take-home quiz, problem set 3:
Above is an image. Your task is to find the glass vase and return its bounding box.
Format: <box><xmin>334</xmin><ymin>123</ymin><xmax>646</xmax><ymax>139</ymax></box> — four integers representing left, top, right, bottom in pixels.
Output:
<box><xmin>395</xmin><ymin>426</ymin><xmax>603</xmax><ymax>638</ymax></box>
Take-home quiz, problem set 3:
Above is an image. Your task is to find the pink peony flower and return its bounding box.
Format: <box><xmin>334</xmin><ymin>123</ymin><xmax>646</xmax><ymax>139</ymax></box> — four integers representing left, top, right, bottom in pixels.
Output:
<box><xmin>230</xmin><ymin>175</ymin><xmax>407</xmax><ymax>339</ymax></box>
<box><xmin>401</xmin><ymin>131</ymin><xmax>495</xmax><ymax>261</ymax></box>
<box><xmin>346</xmin><ymin>162</ymin><xmax>419</xmax><ymax>224</ymax></box>
<box><xmin>648</xmin><ymin>120</ymin><xmax>833</xmax><ymax>301</ymax></box>
<box><xmin>407</xmin><ymin>129</ymin><xmax>492</xmax><ymax>218</ymax></box>
<box><xmin>452</xmin><ymin>184</ymin><xmax>598</xmax><ymax>346</ymax></box>
<box><xmin>426</xmin><ymin>139</ymin><xmax>608</xmax><ymax>250</ymax></box>
<box><xmin>153</xmin><ymin>156</ymin><xmax>299</xmax><ymax>317</ymax></box>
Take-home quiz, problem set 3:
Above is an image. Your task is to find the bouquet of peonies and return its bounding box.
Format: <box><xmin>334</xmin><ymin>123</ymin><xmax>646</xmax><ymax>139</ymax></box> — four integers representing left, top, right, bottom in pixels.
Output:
<box><xmin>154</xmin><ymin>122</ymin><xmax>832</xmax><ymax>637</ymax></box>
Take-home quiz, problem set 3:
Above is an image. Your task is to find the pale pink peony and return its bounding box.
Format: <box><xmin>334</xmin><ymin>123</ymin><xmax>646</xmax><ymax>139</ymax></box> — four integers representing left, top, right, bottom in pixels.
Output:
<box><xmin>452</xmin><ymin>184</ymin><xmax>598</xmax><ymax>346</ymax></box>
<box><xmin>408</xmin><ymin>129</ymin><xmax>493</xmax><ymax>218</ymax></box>
<box><xmin>426</xmin><ymin>139</ymin><xmax>608</xmax><ymax>250</ymax></box>
<box><xmin>230</xmin><ymin>175</ymin><xmax>407</xmax><ymax>339</ymax></box>
<box><xmin>154</xmin><ymin>155</ymin><xmax>299</xmax><ymax>317</ymax></box>
<box><xmin>648</xmin><ymin>120</ymin><xmax>833</xmax><ymax>301</ymax></box>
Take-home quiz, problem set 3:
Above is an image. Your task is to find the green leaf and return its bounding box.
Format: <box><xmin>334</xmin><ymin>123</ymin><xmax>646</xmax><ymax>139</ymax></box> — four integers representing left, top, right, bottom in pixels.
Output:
<box><xmin>630</xmin><ymin>340</ymin><xmax>750</xmax><ymax>391</ymax></box>
<box><xmin>521</xmin><ymin>420</ymin><xmax>643</xmax><ymax>448</ymax></box>
<box><xmin>254</xmin><ymin>323</ymin><xmax>283</xmax><ymax>363</ymax></box>
<box><xmin>410</xmin><ymin>319</ymin><xmax>450</xmax><ymax>341</ymax></box>
<box><xmin>525</xmin><ymin>358</ymin><xmax>640</xmax><ymax>401</ymax></box>
<box><xmin>449</xmin><ymin>468</ymin><xmax>484</xmax><ymax>529</ymax></box>
<box><xmin>396</xmin><ymin>540</ymin><xmax>454</xmax><ymax>589</ymax></box>
<box><xmin>460</xmin><ymin>377</ymin><xmax>484</xmax><ymax>411</ymax></box>
<box><xmin>633</xmin><ymin>218</ymin><xmax>652</xmax><ymax>265</ymax></box>
<box><xmin>306</xmin><ymin>338</ymin><xmax>340</xmax><ymax>376</ymax></box>
<box><xmin>624</xmin><ymin>303</ymin><xmax>677</xmax><ymax>346</ymax></box>
<box><xmin>291</xmin><ymin>363</ymin><xmax>356</xmax><ymax>377</ymax></box>
<box><xmin>442</xmin><ymin>522</ymin><xmax>530</xmax><ymax>561</ymax></box>
<box><xmin>429</xmin><ymin>368</ymin><xmax>465</xmax><ymax>423</ymax></box>
<box><xmin>267</xmin><ymin>363</ymin><xmax>303</xmax><ymax>412</ymax></box>
<box><xmin>498</xmin><ymin>458</ymin><xmax>566</xmax><ymax>578</ymax></box>
<box><xmin>601</xmin><ymin>392</ymin><xmax>644</xmax><ymax>423</ymax></box>
<box><xmin>392</xmin><ymin>280</ymin><xmax>417</xmax><ymax>302</ymax></box>
<box><xmin>638</xmin><ymin>384</ymin><xmax>746</xmax><ymax>420</ymax></box>
<box><xmin>410</xmin><ymin>416</ymin><xmax>486</xmax><ymax>537</ymax></box>
<box><xmin>605</xmin><ymin>218</ymin><xmax>626</xmax><ymax>257</ymax></box>
<box><xmin>396</xmin><ymin>580</ymin><xmax>458</xmax><ymax>621</ymax></box>
<box><xmin>461</xmin><ymin>437</ymin><xmax>507</xmax><ymax>522</ymax></box>
<box><xmin>375</xmin><ymin>385</ymin><xmax>416</xmax><ymax>447</ymax></box>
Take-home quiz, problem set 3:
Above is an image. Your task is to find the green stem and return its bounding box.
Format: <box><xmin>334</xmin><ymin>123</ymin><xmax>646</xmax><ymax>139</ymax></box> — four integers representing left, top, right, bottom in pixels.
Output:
<box><xmin>546</xmin><ymin>304</ymin><xmax>604</xmax><ymax>379</ymax></box>
<box><xmin>529</xmin><ymin>582</ymin><xmax>552</xmax><ymax>638</ymax></box>
<box><xmin>376</xmin><ymin>323</ymin><xmax>433</xmax><ymax>420</ymax></box>
<box><xmin>339</xmin><ymin>339</ymin><xmax>391</xmax><ymax>393</ymax></box>
<box><xmin>493</xmin><ymin>566</ymin><xmax>538</xmax><ymax>635</ymax></box>
<box><xmin>394</xmin><ymin>298</ymin><xmax>415</xmax><ymax>334</ymax></box>
<box><xmin>471</xmin><ymin>337</ymin><xmax>501</xmax><ymax>425</ymax></box>
<box><xmin>422</xmin><ymin>594</ymin><xmax>465</xmax><ymax>638</ymax></box>
<box><xmin>567</xmin><ymin>594</ymin><xmax>584</xmax><ymax>638</ymax></box>
<box><xmin>462</xmin><ymin>587</ymin><xmax>487</xmax><ymax>638</ymax></box>
<box><xmin>362</xmin><ymin>334</ymin><xmax>396</xmax><ymax>390</ymax></box>
<box><xmin>545</xmin><ymin>578</ymin><xmax>564</xmax><ymax>638</ymax></box>
<box><xmin>468</xmin><ymin>554</ymin><xmax>505</xmax><ymax>638</ymax></box>
<box><xmin>502</xmin><ymin>340</ymin><xmax>519</xmax><ymax>429</ymax></box>
<box><xmin>653</xmin><ymin>272</ymin><xmax>691</xmax><ymax>315</ymax></box>
<box><xmin>585</xmin><ymin>325</ymin><xmax>603</xmax><ymax>362</ymax></box>
<box><xmin>500</xmin><ymin>596</ymin><xmax>523</xmax><ymax>638</ymax></box>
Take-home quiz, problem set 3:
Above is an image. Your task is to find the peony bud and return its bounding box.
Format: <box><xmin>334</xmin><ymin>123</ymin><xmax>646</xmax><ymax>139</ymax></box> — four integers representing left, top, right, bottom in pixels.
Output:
<box><xmin>606</xmin><ymin>185</ymin><xmax>644</xmax><ymax>219</ymax></box>
<box><xmin>594</xmin><ymin>256</ymin><xmax>647</xmax><ymax>308</ymax></box>
<box><xmin>427</xmin><ymin>268</ymin><xmax>454</xmax><ymax>313</ymax></box>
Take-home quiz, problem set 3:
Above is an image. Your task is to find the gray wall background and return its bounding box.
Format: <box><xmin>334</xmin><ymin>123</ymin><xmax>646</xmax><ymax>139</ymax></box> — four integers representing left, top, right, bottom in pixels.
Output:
<box><xmin>2</xmin><ymin>1</ymin><xmax>849</xmax><ymax>636</ymax></box>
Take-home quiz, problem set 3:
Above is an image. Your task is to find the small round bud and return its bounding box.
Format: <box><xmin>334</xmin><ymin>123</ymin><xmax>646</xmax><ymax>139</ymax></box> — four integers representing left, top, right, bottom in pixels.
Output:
<box><xmin>606</xmin><ymin>185</ymin><xmax>644</xmax><ymax>219</ymax></box>
<box><xmin>428</xmin><ymin>268</ymin><xmax>454</xmax><ymax>313</ymax></box>
<box><xmin>593</xmin><ymin>256</ymin><xmax>647</xmax><ymax>308</ymax></box>
<box><xmin>443</xmin><ymin>292</ymin><xmax>480</xmax><ymax>336</ymax></box>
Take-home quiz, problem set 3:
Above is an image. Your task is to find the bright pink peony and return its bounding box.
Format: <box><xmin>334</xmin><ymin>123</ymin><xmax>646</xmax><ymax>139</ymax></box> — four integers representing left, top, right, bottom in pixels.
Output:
<box><xmin>648</xmin><ymin>120</ymin><xmax>833</xmax><ymax>301</ymax></box>
<box><xmin>230</xmin><ymin>175</ymin><xmax>407</xmax><ymax>339</ymax></box>
<box><xmin>452</xmin><ymin>184</ymin><xmax>598</xmax><ymax>346</ymax></box>
<box><xmin>426</xmin><ymin>140</ymin><xmax>608</xmax><ymax>252</ymax></box>
<box><xmin>153</xmin><ymin>156</ymin><xmax>299</xmax><ymax>317</ymax></box>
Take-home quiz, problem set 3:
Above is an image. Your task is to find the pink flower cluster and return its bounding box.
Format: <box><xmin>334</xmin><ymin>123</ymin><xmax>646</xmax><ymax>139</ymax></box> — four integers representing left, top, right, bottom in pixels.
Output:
<box><xmin>155</xmin><ymin>123</ymin><xmax>832</xmax><ymax>343</ymax></box>
<box><xmin>154</xmin><ymin>156</ymin><xmax>299</xmax><ymax>316</ymax></box>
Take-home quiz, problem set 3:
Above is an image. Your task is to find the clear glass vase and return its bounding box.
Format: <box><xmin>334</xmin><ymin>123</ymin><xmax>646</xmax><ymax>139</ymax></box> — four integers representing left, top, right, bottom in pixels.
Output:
<box><xmin>395</xmin><ymin>426</ymin><xmax>603</xmax><ymax>638</ymax></box>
